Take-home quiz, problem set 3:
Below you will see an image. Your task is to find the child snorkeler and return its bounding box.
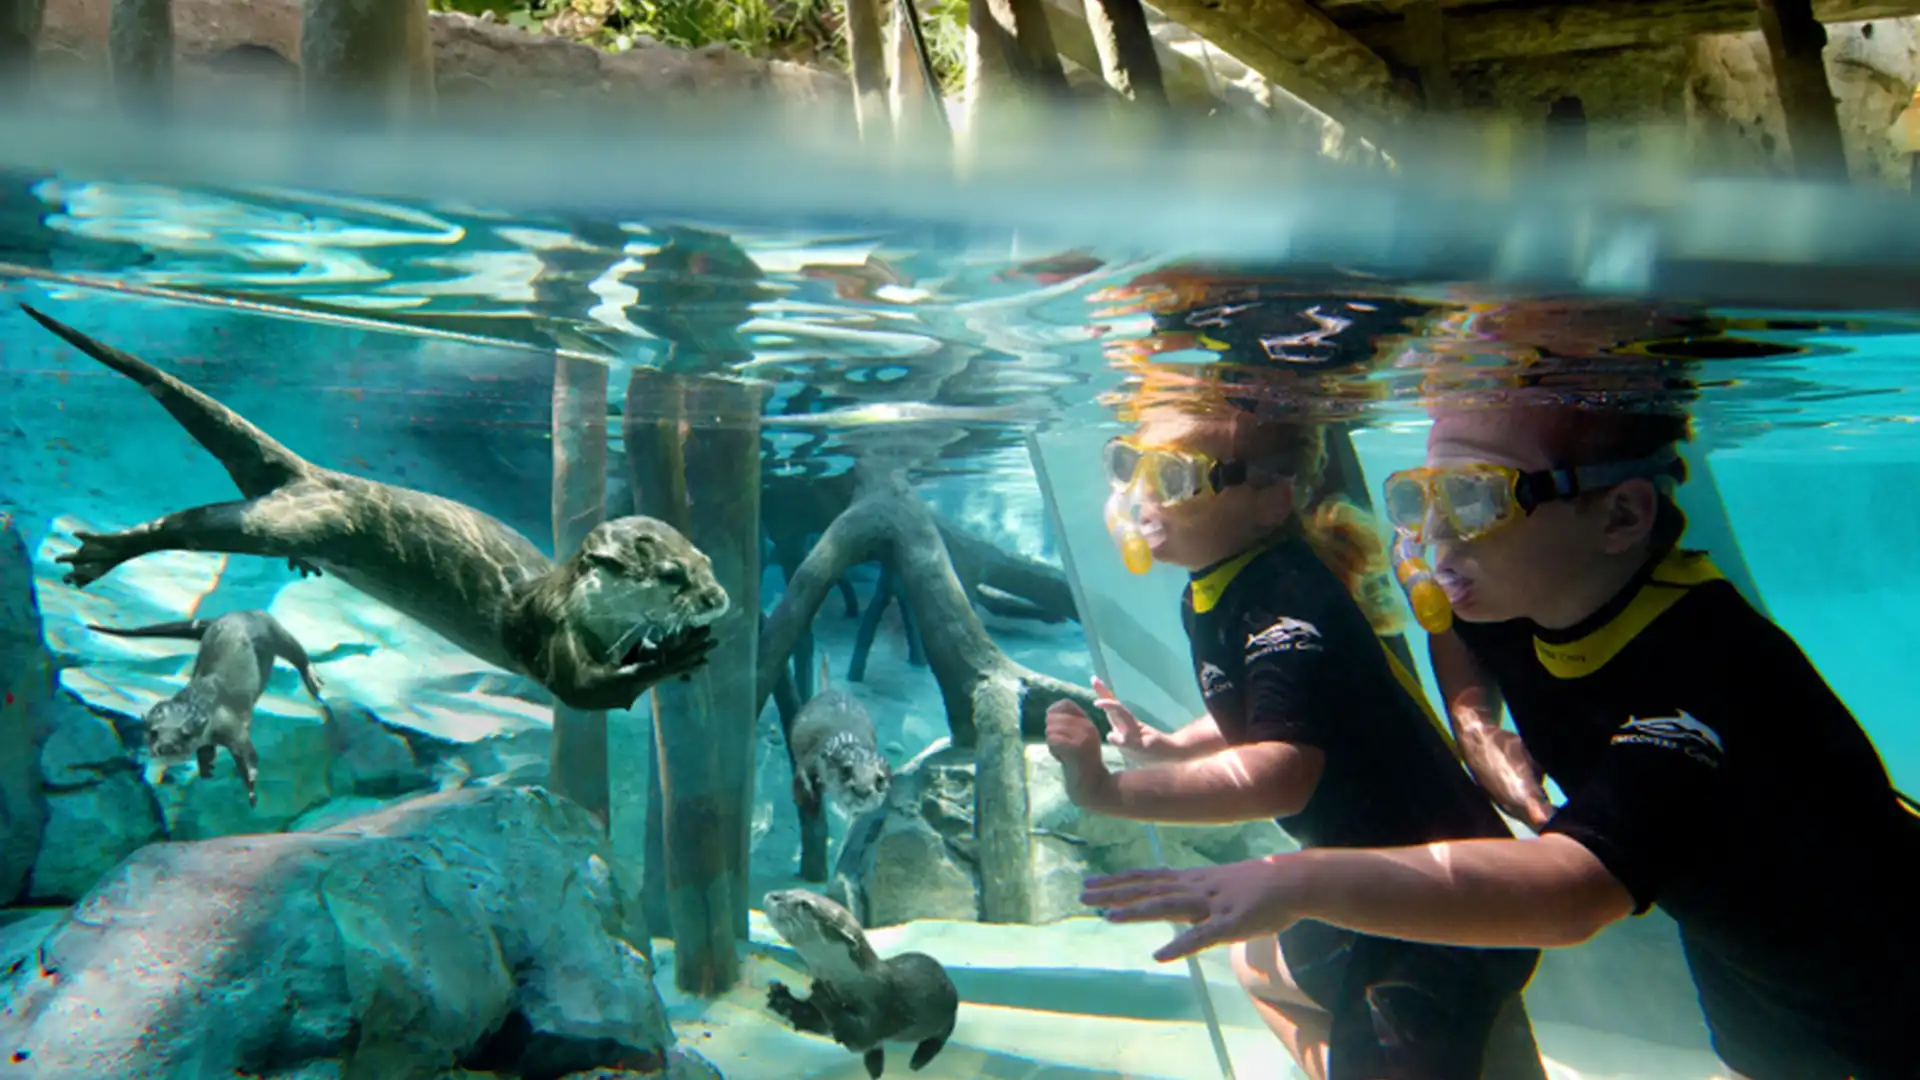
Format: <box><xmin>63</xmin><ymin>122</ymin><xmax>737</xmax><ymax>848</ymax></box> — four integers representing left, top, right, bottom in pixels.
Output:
<box><xmin>1044</xmin><ymin>392</ymin><xmax>1548</xmax><ymax>1080</ymax></box>
<box><xmin>1083</xmin><ymin>396</ymin><xmax>1920</xmax><ymax>1080</ymax></box>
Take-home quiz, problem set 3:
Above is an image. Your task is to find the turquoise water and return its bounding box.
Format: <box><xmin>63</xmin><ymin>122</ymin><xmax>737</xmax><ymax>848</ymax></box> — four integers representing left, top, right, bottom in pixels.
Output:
<box><xmin>2</xmin><ymin>110</ymin><xmax>1918</xmax><ymax>1080</ymax></box>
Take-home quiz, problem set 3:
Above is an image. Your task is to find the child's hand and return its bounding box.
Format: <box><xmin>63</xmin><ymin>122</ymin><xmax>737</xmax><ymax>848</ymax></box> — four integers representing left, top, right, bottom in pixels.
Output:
<box><xmin>1045</xmin><ymin>699</ymin><xmax>1112</xmax><ymax>807</ymax></box>
<box><xmin>1092</xmin><ymin>677</ymin><xmax>1165</xmax><ymax>760</ymax></box>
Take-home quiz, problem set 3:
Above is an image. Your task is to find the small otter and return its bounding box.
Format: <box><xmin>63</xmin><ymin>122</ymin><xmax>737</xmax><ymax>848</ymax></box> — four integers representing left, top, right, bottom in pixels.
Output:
<box><xmin>787</xmin><ymin>654</ymin><xmax>892</xmax><ymax>820</ymax></box>
<box><xmin>23</xmin><ymin>304</ymin><xmax>729</xmax><ymax>712</ymax></box>
<box><xmin>90</xmin><ymin>610</ymin><xmax>325</xmax><ymax>807</ymax></box>
<box><xmin>763</xmin><ymin>889</ymin><xmax>958</xmax><ymax>1079</ymax></box>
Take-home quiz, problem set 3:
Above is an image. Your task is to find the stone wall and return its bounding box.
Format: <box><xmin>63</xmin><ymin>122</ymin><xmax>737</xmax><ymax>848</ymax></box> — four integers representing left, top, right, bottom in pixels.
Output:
<box><xmin>30</xmin><ymin>0</ymin><xmax>849</xmax><ymax>117</ymax></box>
<box><xmin>1446</xmin><ymin>18</ymin><xmax>1920</xmax><ymax>186</ymax></box>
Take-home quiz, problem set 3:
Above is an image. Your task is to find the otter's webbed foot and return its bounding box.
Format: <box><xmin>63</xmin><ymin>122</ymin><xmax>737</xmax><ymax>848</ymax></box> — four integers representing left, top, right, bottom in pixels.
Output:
<box><xmin>864</xmin><ymin>1048</ymin><xmax>886</xmax><ymax>1079</ymax></box>
<box><xmin>56</xmin><ymin>529</ymin><xmax>142</xmax><ymax>588</ymax></box>
<box><xmin>909</xmin><ymin>1035</ymin><xmax>948</xmax><ymax>1071</ymax></box>
<box><xmin>288</xmin><ymin>558</ymin><xmax>323</xmax><ymax>579</ymax></box>
<box><xmin>767</xmin><ymin>981</ymin><xmax>832</xmax><ymax>1036</ymax></box>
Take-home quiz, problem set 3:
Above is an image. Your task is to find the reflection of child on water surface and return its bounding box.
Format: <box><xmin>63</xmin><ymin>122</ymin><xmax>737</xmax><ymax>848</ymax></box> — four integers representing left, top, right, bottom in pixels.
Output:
<box><xmin>1085</xmin><ymin>395</ymin><xmax>1920</xmax><ymax>1080</ymax></box>
<box><xmin>1042</xmin><ymin>392</ymin><xmax>1548</xmax><ymax>1080</ymax></box>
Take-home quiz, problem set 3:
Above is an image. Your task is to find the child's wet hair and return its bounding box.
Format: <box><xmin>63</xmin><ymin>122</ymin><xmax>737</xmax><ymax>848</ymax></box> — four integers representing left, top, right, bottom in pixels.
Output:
<box><xmin>1143</xmin><ymin>400</ymin><xmax>1406</xmax><ymax>636</ymax></box>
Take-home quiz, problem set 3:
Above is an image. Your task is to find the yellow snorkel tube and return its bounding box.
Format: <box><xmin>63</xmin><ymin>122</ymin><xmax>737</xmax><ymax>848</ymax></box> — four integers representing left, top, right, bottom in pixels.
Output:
<box><xmin>1394</xmin><ymin>533</ymin><xmax>1453</xmax><ymax>635</ymax></box>
<box><xmin>1105</xmin><ymin>489</ymin><xmax>1155</xmax><ymax>575</ymax></box>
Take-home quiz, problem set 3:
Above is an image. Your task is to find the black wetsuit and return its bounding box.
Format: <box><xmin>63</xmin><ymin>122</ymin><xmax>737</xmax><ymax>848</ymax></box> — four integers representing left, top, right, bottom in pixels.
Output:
<box><xmin>1184</xmin><ymin>535</ymin><xmax>1542</xmax><ymax>1080</ymax></box>
<box><xmin>1452</xmin><ymin>547</ymin><xmax>1920</xmax><ymax>1080</ymax></box>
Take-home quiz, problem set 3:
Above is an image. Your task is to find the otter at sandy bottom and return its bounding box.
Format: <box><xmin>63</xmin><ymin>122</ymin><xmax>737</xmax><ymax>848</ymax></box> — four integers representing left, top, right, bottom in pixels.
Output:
<box><xmin>788</xmin><ymin>653</ymin><xmax>893</xmax><ymax>820</ymax></box>
<box><xmin>763</xmin><ymin>888</ymin><xmax>958</xmax><ymax>1079</ymax></box>
<box><xmin>22</xmin><ymin>303</ymin><xmax>730</xmax><ymax>712</ymax></box>
<box><xmin>90</xmin><ymin>610</ymin><xmax>325</xmax><ymax>807</ymax></box>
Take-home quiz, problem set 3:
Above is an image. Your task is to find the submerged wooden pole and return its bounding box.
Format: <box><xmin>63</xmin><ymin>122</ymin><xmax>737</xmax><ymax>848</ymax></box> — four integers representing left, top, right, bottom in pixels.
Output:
<box><xmin>627</xmin><ymin>372</ymin><xmax>765</xmax><ymax>996</ymax></box>
<box><xmin>1081</xmin><ymin>0</ymin><xmax>1166</xmax><ymax>107</ymax></box>
<box><xmin>299</xmin><ymin>0</ymin><xmax>435</xmax><ymax>125</ymax></box>
<box><xmin>0</xmin><ymin>0</ymin><xmax>46</xmax><ymax>95</ymax></box>
<box><xmin>550</xmin><ymin>354</ymin><xmax>612</xmax><ymax>825</ymax></box>
<box><xmin>1754</xmin><ymin>0</ymin><xmax>1848</xmax><ymax>181</ymax></box>
<box><xmin>108</xmin><ymin>0</ymin><xmax>173</xmax><ymax>118</ymax></box>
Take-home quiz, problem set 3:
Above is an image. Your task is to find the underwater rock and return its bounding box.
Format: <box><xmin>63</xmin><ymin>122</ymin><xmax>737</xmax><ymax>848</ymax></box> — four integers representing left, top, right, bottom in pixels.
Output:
<box><xmin>0</xmin><ymin>909</ymin><xmax>65</xmax><ymax>977</ymax></box>
<box><xmin>0</xmin><ymin>514</ymin><xmax>49</xmax><ymax>906</ymax></box>
<box><xmin>25</xmin><ymin>692</ymin><xmax>163</xmax><ymax>902</ymax></box>
<box><xmin>288</xmin><ymin>795</ymin><xmax>398</xmax><ymax>833</ymax></box>
<box><xmin>0</xmin><ymin>785</ymin><xmax>670</xmax><ymax>1080</ymax></box>
<box><xmin>831</xmin><ymin>742</ymin><xmax>1295</xmax><ymax>926</ymax></box>
<box><xmin>326</xmin><ymin>702</ymin><xmax>435</xmax><ymax>798</ymax></box>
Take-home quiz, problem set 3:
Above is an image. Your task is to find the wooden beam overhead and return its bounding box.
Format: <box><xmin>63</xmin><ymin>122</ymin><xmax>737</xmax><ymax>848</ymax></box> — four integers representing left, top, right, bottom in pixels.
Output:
<box><xmin>1349</xmin><ymin>0</ymin><xmax>1920</xmax><ymax>65</ymax></box>
<box><xmin>1143</xmin><ymin>0</ymin><xmax>1417</xmax><ymax>143</ymax></box>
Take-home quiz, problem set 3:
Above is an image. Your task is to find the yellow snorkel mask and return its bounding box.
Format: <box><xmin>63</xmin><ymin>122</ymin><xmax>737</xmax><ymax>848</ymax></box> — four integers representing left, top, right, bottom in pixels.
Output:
<box><xmin>1382</xmin><ymin>447</ymin><xmax>1687</xmax><ymax>633</ymax></box>
<box><xmin>1101</xmin><ymin>436</ymin><xmax>1261</xmax><ymax>575</ymax></box>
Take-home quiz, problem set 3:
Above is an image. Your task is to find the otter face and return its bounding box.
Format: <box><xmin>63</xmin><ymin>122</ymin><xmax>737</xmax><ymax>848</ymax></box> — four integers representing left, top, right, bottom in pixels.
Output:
<box><xmin>145</xmin><ymin>698</ymin><xmax>207</xmax><ymax>760</ymax></box>
<box><xmin>564</xmin><ymin>516</ymin><xmax>731</xmax><ymax>671</ymax></box>
<box><xmin>820</xmin><ymin>746</ymin><xmax>892</xmax><ymax>818</ymax></box>
<box><xmin>764</xmin><ymin>889</ymin><xmax>874</xmax><ymax>982</ymax></box>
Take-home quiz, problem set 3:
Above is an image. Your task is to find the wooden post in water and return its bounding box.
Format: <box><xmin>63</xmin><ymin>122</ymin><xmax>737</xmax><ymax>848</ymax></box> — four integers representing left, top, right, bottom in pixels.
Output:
<box><xmin>889</xmin><ymin>0</ymin><xmax>936</xmax><ymax>138</ymax></box>
<box><xmin>109</xmin><ymin>0</ymin><xmax>173</xmax><ymax>118</ymax></box>
<box><xmin>299</xmin><ymin>0</ymin><xmax>435</xmax><ymax>125</ymax></box>
<box><xmin>626</xmin><ymin>371</ymin><xmax>765</xmax><ymax>996</ymax></box>
<box><xmin>963</xmin><ymin>0</ymin><xmax>1069</xmax><ymax>136</ymax></box>
<box><xmin>0</xmin><ymin>0</ymin><xmax>45</xmax><ymax>96</ymax></box>
<box><xmin>1754</xmin><ymin>0</ymin><xmax>1848</xmax><ymax>181</ymax></box>
<box><xmin>844</xmin><ymin>0</ymin><xmax>889</xmax><ymax>137</ymax></box>
<box><xmin>1082</xmin><ymin>0</ymin><xmax>1166</xmax><ymax>107</ymax></box>
<box><xmin>550</xmin><ymin>354</ymin><xmax>612</xmax><ymax>825</ymax></box>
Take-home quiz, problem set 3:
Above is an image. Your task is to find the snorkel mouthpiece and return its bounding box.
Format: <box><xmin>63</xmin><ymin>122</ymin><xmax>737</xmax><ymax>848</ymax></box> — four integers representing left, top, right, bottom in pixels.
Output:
<box><xmin>1105</xmin><ymin>490</ymin><xmax>1154</xmax><ymax>575</ymax></box>
<box><xmin>1394</xmin><ymin>534</ymin><xmax>1453</xmax><ymax>634</ymax></box>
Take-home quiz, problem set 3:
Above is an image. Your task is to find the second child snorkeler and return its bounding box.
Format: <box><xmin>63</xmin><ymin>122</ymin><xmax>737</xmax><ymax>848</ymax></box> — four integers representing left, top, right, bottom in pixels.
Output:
<box><xmin>1045</xmin><ymin>396</ymin><xmax>1548</xmax><ymax>1080</ymax></box>
<box><xmin>1084</xmin><ymin>399</ymin><xmax>1920</xmax><ymax>1080</ymax></box>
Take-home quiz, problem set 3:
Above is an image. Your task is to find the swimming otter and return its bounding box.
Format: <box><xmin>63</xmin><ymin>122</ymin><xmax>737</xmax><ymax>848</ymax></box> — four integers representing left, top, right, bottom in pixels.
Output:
<box><xmin>22</xmin><ymin>303</ymin><xmax>729</xmax><ymax>712</ymax></box>
<box><xmin>763</xmin><ymin>888</ymin><xmax>958</xmax><ymax>1079</ymax></box>
<box><xmin>788</xmin><ymin>654</ymin><xmax>892</xmax><ymax>820</ymax></box>
<box><xmin>91</xmin><ymin>610</ymin><xmax>324</xmax><ymax>807</ymax></box>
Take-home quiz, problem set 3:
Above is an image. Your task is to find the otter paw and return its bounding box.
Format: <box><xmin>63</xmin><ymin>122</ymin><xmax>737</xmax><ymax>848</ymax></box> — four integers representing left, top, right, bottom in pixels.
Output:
<box><xmin>766</xmin><ymin>981</ymin><xmax>799</xmax><ymax>1017</ymax></box>
<box><xmin>288</xmin><ymin>558</ymin><xmax>323</xmax><ymax>579</ymax></box>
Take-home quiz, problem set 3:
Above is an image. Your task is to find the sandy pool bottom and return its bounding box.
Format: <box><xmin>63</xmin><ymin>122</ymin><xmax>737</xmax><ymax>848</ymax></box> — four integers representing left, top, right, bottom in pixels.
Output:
<box><xmin>655</xmin><ymin>914</ymin><xmax>1732</xmax><ymax>1080</ymax></box>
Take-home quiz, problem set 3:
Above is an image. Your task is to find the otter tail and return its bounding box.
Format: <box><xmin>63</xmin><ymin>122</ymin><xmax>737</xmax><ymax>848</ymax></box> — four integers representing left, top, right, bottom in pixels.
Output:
<box><xmin>88</xmin><ymin>620</ymin><xmax>211</xmax><ymax>642</ymax></box>
<box><xmin>21</xmin><ymin>304</ymin><xmax>310</xmax><ymax>498</ymax></box>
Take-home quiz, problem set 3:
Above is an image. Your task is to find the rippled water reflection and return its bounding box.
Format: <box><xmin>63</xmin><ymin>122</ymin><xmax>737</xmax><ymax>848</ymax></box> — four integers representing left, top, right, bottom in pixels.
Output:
<box><xmin>8</xmin><ymin>169</ymin><xmax>1920</xmax><ymax>473</ymax></box>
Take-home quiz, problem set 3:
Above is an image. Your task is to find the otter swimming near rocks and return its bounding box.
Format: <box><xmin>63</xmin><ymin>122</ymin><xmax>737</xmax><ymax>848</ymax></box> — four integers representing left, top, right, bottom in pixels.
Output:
<box><xmin>763</xmin><ymin>888</ymin><xmax>958</xmax><ymax>1079</ymax></box>
<box><xmin>23</xmin><ymin>304</ymin><xmax>729</xmax><ymax>712</ymax></box>
<box><xmin>91</xmin><ymin>610</ymin><xmax>324</xmax><ymax>807</ymax></box>
<box><xmin>788</xmin><ymin>654</ymin><xmax>892</xmax><ymax>820</ymax></box>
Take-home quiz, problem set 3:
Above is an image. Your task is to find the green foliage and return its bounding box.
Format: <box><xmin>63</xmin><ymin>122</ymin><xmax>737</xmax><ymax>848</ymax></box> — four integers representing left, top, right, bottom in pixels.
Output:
<box><xmin>427</xmin><ymin>0</ymin><xmax>967</xmax><ymax>93</ymax></box>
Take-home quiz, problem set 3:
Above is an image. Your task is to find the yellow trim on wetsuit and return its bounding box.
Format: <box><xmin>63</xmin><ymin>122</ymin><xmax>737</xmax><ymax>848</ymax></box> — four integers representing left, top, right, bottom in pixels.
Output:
<box><xmin>1189</xmin><ymin>543</ymin><xmax>1274</xmax><ymax>615</ymax></box>
<box><xmin>1191</xmin><ymin>539</ymin><xmax>1461</xmax><ymax>758</ymax></box>
<box><xmin>1533</xmin><ymin>549</ymin><xmax>1725</xmax><ymax>680</ymax></box>
<box><xmin>1381</xmin><ymin>643</ymin><xmax>1462</xmax><ymax>761</ymax></box>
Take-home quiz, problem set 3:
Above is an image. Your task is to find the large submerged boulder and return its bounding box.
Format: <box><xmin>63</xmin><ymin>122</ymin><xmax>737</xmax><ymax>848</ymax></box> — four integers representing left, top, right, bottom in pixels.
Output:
<box><xmin>0</xmin><ymin>785</ymin><xmax>668</xmax><ymax>1080</ymax></box>
<box><xmin>829</xmin><ymin>741</ymin><xmax>1296</xmax><ymax>926</ymax></box>
<box><xmin>25</xmin><ymin>691</ymin><xmax>163</xmax><ymax>901</ymax></box>
<box><xmin>0</xmin><ymin>514</ymin><xmax>49</xmax><ymax>907</ymax></box>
